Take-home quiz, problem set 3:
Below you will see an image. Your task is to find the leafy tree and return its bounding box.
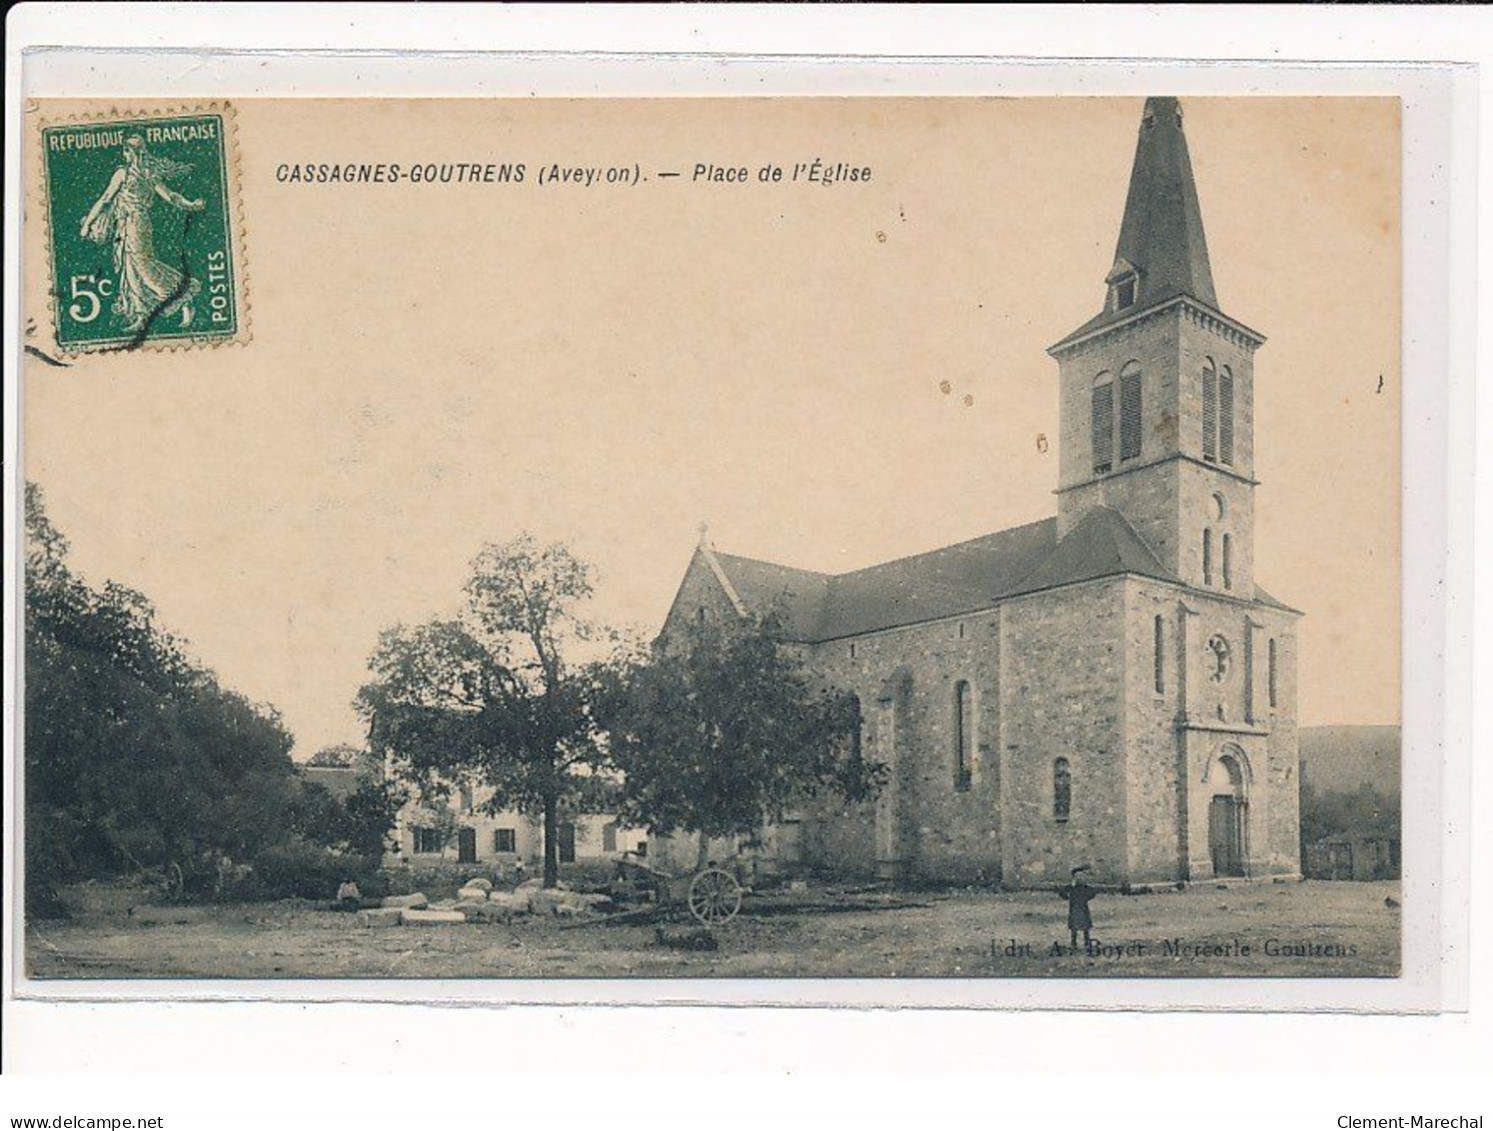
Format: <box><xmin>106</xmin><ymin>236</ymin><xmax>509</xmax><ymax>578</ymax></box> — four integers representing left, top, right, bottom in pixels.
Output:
<box><xmin>602</xmin><ymin>611</ymin><xmax>883</xmax><ymax>869</ymax></box>
<box><xmin>329</xmin><ymin>778</ymin><xmax>409</xmax><ymax>859</ymax></box>
<box><xmin>24</xmin><ymin>482</ymin><xmax>304</xmax><ymax>910</ymax></box>
<box><xmin>306</xmin><ymin>743</ymin><xmax>364</xmax><ymax>768</ymax></box>
<box><xmin>356</xmin><ymin>533</ymin><xmax>612</xmax><ymax>888</ymax></box>
<box><xmin>1300</xmin><ymin>780</ymin><xmax>1400</xmax><ymax>846</ymax></box>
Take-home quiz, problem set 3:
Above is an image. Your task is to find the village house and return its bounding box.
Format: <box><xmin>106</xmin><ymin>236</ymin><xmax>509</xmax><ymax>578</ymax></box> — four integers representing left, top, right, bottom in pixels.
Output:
<box><xmin>656</xmin><ymin>98</ymin><xmax>1302</xmax><ymax>888</ymax></box>
<box><xmin>387</xmin><ymin>783</ymin><xmax>646</xmax><ymax>872</ymax></box>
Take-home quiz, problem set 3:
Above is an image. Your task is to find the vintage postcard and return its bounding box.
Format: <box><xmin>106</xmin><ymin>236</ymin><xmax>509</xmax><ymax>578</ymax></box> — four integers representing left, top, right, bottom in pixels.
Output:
<box><xmin>18</xmin><ymin>92</ymin><xmax>1409</xmax><ymax>998</ymax></box>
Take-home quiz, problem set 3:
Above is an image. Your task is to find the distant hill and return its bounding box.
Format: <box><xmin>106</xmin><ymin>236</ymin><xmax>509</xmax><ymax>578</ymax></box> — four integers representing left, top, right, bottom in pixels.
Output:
<box><xmin>1299</xmin><ymin>725</ymin><xmax>1400</xmax><ymax>797</ymax></box>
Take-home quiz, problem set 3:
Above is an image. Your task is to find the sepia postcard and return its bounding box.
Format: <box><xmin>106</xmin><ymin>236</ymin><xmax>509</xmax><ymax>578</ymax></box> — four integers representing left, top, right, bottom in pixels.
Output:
<box><xmin>13</xmin><ymin>81</ymin><xmax>1432</xmax><ymax>1008</ymax></box>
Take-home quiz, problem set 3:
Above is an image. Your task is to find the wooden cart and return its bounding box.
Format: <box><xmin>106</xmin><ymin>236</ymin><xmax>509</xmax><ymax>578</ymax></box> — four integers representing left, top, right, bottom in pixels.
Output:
<box><xmin>609</xmin><ymin>853</ymin><xmax>745</xmax><ymax>926</ymax></box>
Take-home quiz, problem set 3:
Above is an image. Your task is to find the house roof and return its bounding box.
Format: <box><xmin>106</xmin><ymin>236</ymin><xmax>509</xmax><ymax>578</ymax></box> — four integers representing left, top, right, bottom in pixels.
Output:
<box><xmin>705</xmin><ymin>506</ymin><xmax>1308</xmax><ymax>643</ymax></box>
<box><xmin>299</xmin><ymin>765</ymin><xmax>363</xmax><ymax>801</ymax></box>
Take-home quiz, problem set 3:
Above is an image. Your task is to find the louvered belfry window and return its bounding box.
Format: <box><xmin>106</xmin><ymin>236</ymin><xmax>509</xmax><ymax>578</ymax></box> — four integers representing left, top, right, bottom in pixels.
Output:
<box><xmin>1119</xmin><ymin>366</ymin><xmax>1142</xmax><ymax>461</ymax></box>
<box><xmin>1091</xmin><ymin>378</ymin><xmax>1114</xmax><ymax>474</ymax></box>
<box><xmin>1203</xmin><ymin>360</ymin><xmax>1218</xmax><ymax>462</ymax></box>
<box><xmin>1219</xmin><ymin>365</ymin><xmax>1235</xmax><ymax>465</ymax></box>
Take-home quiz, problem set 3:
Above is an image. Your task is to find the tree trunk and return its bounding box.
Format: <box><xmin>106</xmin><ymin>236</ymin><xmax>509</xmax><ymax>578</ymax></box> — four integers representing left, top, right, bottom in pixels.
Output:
<box><xmin>695</xmin><ymin>831</ymin><xmax>711</xmax><ymax>872</ymax></box>
<box><xmin>543</xmin><ymin>797</ymin><xmax>559</xmax><ymax>889</ymax></box>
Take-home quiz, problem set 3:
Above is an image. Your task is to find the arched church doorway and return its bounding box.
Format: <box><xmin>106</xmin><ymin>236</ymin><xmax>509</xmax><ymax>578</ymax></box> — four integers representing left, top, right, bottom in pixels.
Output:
<box><xmin>1206</xmin><ymin>748</ymin><xmax>1248</xmax><ymax>877</ymax></box>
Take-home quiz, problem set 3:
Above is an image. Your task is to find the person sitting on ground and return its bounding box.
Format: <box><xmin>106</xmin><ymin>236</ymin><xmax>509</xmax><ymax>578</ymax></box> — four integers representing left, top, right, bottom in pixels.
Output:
<box><xmin>335</xmin><ymin>879</ymin><xmax>362</xmax><ymax>911</ymax></box>
<box><xmin>1055</xmin><ymin>866</ymin><xmax>1098</xmax><ymax>949</ymax></box>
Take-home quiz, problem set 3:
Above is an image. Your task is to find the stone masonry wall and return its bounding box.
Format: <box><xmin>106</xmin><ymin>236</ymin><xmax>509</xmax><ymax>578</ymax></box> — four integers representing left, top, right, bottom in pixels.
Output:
<box><xmin>998</xmin><ymin>579</ymin><xmax>1128</xmax><ymax>887</ymax></box>
<box><xmin>805</xmin><ymin>612</ymin><xmax>1005</xmax><ymax>884</ymax></box>
<box><xmin>1123</xmin><ymin>579</ymin><xmax>1187</xmax><ymax>882</ymax></box>
<box><xmin>659</xmin><ymin>550</ymin><xmax>746</xmax><ymax>642</ymax></box>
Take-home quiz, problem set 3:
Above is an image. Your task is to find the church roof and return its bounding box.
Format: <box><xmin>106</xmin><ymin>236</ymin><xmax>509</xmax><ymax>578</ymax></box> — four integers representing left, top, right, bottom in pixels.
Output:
<box><xmin>1251</xmin><ymin>583</ymin><xmax>1298</xmax><ymax>613</ymax></box>
<box><xmin>1051</xmin><ymin>97</ymin><xmax>1251</xmax><ymax>353</ymax></box>
<box><xmin>701</xmin><ymin>506</ymin><xmax>1289</xmax><ymax>644</ymax></box>
<box><xmin>1008</xmin><ymin>506</ymin><xmax>1176</xmax><ymax>595</ymax></box>
<box><xmin>707</xmin><ymin>551</ymin><xmax>832</xmax><ymax>640</ymax></box>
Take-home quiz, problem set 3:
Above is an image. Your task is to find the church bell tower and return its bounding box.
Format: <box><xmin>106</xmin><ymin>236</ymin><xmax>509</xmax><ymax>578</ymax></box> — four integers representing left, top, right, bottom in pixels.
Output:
<box><xmin>1048</xmin><ymin>97</ymin><xmax>1266</xmax><ymax>598</ymax></box>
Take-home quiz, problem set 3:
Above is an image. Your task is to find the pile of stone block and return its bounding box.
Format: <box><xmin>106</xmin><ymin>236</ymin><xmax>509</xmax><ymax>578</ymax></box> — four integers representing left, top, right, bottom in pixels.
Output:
<box><xmin>356</xmin><ymin>877</ymin><xmax>609</xmax><ymax>928</ymax></box>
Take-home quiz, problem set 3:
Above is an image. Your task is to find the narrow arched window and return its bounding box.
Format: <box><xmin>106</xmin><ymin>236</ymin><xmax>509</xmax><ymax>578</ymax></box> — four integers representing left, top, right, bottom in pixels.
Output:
<box><xmin>1053</xmin><ymin>758</ymin><xmax>1071</xmax><ymax>822</ymax></box>
<box><xmin>1153</xmin><ymin>614</ymin><xmax>1165</xmax><ymax>694</ymax></box>
<box><xmin>1222</xmin><ymin>533</ymin><xmax>1233</xmax><ymax>590</ymax></box>
<box><xmin>1203</xmin><ymin>528</ymin><xmax>1213</xmax><ymax>586</ymax></box>
<box><xmin>1119</xmin><ymin>362</ymin><xmax>1143</xmax><ymax>462</ymax></box>
<box><xmin>954</xmin><ymin>681</ymin><xmax>973</xmax><ymax>792</ymax></box>
<box><xmin>1219</xmin><ymin>365</ymin><xmax>1235</xmax><ymax>465</ymax></box>
<box><xmin>1202</xmin><ymin>359</ymin><xmax>1218</xmax><ymax>462</ymax></box>
<box><xmin>1268</xmin><ymin>640</ymin><xmax>1279</xmax><ymax>709</ymax></box>
<box><xmin>1091</xmin><ymin>374</ymin><xmax>1114</xmax><ymax>475</ymax></box>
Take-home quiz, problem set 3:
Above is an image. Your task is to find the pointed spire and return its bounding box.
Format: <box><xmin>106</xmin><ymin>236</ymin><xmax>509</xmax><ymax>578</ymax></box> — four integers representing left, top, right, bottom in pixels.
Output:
<box><xmin>1111</xmin><ymin>96</ymin><xmax>1216</xmax><ymax>309</ymax></box>
<box><xmin>1050</xmin><ymin>96</ymin><xmax>1226</xmax><ymax>355</ymax></box>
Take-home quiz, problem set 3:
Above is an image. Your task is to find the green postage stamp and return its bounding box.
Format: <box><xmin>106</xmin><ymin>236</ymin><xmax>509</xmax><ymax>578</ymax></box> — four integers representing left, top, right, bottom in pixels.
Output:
<box><xmin>39</xmin><ymin>106</ymin><xmax>246</xmax><ymax>352</ymax></box>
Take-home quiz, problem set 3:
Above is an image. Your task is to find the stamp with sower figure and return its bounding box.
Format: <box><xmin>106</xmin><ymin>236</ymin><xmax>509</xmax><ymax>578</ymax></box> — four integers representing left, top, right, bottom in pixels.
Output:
<box><xmin>39</xmin><ymin>106</ymin><xmax>246</xmax><ymax>353</ymax></box>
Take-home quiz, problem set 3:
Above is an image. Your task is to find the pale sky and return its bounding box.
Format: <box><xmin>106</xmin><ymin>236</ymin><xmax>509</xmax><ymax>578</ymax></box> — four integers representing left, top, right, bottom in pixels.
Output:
<box><xmin>23</xmin><ymin>97</ymin><xmax>1401</xmax><ymax>755</ymax></box>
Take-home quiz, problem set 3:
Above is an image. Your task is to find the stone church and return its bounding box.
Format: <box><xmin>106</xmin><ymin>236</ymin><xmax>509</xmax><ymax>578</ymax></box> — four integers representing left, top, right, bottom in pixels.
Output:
<box><xmin>659</xmin><ymin>98</ymin><xmax>1302</xmax><ymax>888</ymax></box>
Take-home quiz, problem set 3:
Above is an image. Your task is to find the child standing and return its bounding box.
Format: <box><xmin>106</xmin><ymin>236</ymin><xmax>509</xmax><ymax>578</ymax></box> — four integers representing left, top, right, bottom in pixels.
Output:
<box><xmin>1056</xmin><ymin>866</ymin><xmax>1098</xmax><ymax>949</ymax></box>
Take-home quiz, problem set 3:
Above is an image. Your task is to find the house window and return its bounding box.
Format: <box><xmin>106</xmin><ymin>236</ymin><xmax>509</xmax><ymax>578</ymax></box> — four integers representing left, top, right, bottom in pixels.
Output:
<box><xmin>1203</xmin><ymin>360</ymin><xmax>1218</xmax><ymax>462</ymax></box>
<box><xmin>493</xmin><ymin>827</ymin><xmax>517</xmax><ymax>853</ymax></box>
<box><xmin>1222</xmin><ymin>533</ymin><xmax>1233</xmax><ymax>590</ymax></box>
<box><xmin>1116</xmin><ymin>276</ymin><xmax>1136</xmax><ymax>309</ymax></box>
<box><xmin>1091</xmin><ymin>375</ymin><xmax>1114</xmax><ymax>475</ymax></box>
<box><xmin>413</xmin><ymin>827</ymin><xmax>443</xmax><ymax>854</ymax></box>
<box><xmin>1203</xmin><ymin>528</ymin><xmax>1213</xmax><ymax>586</ymax></box>
<box><xmin>1154</xmin><ymin>614</ymin><xmax>1165</xmax><ymax>694</ymax></box>
<box><xmin>602</xmin><ymin>822</ymin><xmax>618</xmax><ymax>853</ymax></box>
<box><xmin>1219</xmin><ymin>365</ymin><xmax>1235</xmax><ymax>465</ymax></box>
<box><xmin>954</xmin><ymin>680</ymin><xmax>973</xmax><ymax>792</ymax></box>
<box><xmin>1054</xmin><ymin>758</ymin><xmax>1072</xmax><ymax>822</ymax></box>
<box><xmin>1268</xmin><ymin>639</ymin><xmax>1279</xmax><ymax>709</ymax></box>
<box><xmin>1119</xmin><ymin>364</ymin><xmax>1142</xmax><ymax>462</ymax></box>
<box><xmin>458</xmin><ymin>785</ymin><xmax>473</xmax><ymax>814</ymax></box>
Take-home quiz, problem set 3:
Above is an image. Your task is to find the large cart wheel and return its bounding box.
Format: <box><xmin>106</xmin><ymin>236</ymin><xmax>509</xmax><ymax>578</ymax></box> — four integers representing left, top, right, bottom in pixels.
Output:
<box><xmin>687</xmin><ymin>868</ymin><xmax>743</xmax><ymax>925</ymax></box>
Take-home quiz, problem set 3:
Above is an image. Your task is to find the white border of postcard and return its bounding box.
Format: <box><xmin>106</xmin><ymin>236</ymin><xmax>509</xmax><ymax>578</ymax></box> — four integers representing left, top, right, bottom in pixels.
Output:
<box><xmin>3</xmin><ymin>8</ymin><xmax>1478</xmax><ymax>1040</ymax></box>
